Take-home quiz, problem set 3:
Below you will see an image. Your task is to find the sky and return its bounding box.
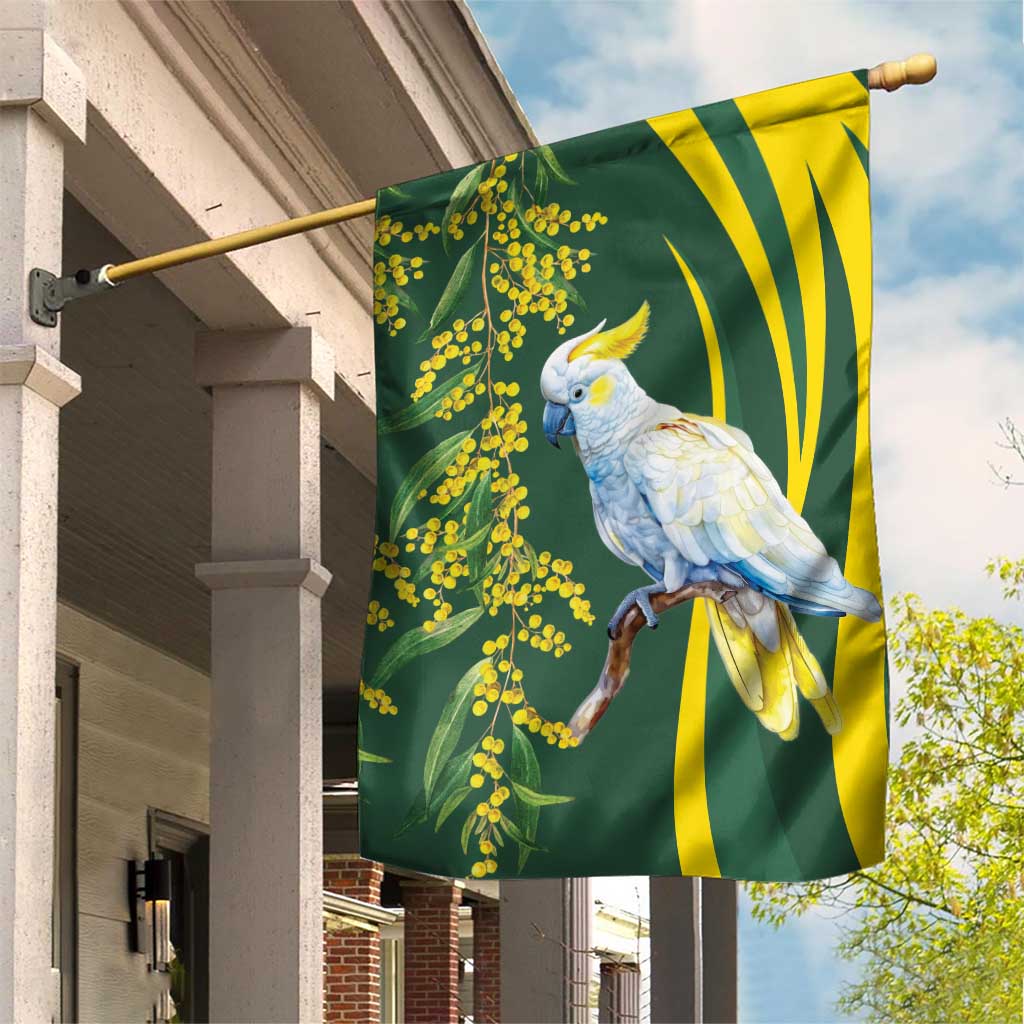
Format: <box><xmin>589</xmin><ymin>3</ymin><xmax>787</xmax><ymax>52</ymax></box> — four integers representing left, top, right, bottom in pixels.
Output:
<box><xmin>468</xmin><ymin>2</ymin><xmax>1024</xmax><ymax>1021</ymax></box>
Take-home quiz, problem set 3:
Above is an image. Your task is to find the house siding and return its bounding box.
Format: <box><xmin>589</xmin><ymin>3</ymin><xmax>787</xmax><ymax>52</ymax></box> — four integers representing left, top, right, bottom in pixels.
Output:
<box><xmin>57</xmin><ymin>603</ymin><xmax>210</xmax><ymax>1021</ymax></box>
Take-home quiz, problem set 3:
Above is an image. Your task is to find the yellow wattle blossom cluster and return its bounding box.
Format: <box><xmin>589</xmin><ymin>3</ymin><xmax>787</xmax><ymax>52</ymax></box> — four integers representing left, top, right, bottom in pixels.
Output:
<box><xmin>469</xmin><ymin>734</ymin><xmax>510</xmax><ymax>877</ymax></box>
<box><xmin>373</xmin><ymin>214</ymin><xmax>436</xmax><ymax>338</ymax></box>
<box><xmin>423</xmin><ymin>439</ymin><xmax>501</xmax><ymax>508</ymax></box>
<box><xmin>512</xmin><ymin>706</ymin><xmax>579</xmax><ymax>749</ymax></box>
<box><xmin>483</xmin><ymin>549</ymin><xmax>595</xmax><ymax>626</ymax></box>
<box><xmin>370</xmin><ymin>536</ymin><xmax>419</xmax><ymax>608</ymax></box>
<box><xmin>524</xmin><ymin>202</ymin><xmax>608</xmax><ymax>237</ymax></box>
<box><xmin>359</xmin><ymin>679</ymin><xmax>398</xmax><ymax>716</ymax></box>
<box><xmin>366</xmin><ymin>599</ymin><xmax>395</xmax><ymax>633</ymax></box>
<box><xmin>374</xmin><ymin>213</ymin><xmax>438</xmax><ymax>247</ymax></box>
<box><xmin>412</xmin><ymin>318</ymin><xmax>487</xmax><ymax>402</ymax></box>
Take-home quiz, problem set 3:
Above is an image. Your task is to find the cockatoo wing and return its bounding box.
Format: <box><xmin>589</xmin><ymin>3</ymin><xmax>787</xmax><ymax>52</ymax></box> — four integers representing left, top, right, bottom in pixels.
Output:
<box><xmin>624</xmin><ymin>415</ymin><xmax>881</xmax><ymax>621</ymax></box>
<box><xmin>589</xmin><ymin>481</ymin><xmax>644</xmax><ymax>569</ymax></box>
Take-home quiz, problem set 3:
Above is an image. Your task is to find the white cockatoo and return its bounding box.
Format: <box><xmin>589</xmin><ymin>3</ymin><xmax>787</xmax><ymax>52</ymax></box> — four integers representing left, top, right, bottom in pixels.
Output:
<box><xmin>540</xmin><ymin>300</ymin><xmax>882</xmax><ymax>740</ymax></box>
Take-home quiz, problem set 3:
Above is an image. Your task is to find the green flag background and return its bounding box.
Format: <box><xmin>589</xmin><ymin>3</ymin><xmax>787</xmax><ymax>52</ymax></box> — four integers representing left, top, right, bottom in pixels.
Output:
<box><xmin>358</xmin><ymin>70</ymin><xmax>888</xmax><ymax>882</ymax></box>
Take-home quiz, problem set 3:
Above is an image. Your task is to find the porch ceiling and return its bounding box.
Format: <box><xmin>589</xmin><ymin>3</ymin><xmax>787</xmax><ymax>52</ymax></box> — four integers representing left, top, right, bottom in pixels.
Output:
<box><xmin>59</xmin><ymin>196</ymin><xmax>372</xmax><ymax>702</ymax></box>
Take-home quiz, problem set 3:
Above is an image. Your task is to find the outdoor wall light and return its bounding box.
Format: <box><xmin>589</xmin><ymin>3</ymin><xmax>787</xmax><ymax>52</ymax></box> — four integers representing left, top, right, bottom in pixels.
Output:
<box><xmin>129</xmin><ymin>858</ymin><xmax>172</xmax><ymax>971</ymax></box>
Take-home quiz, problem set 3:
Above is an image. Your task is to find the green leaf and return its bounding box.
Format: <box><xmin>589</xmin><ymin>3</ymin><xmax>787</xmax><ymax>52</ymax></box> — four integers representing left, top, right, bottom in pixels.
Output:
<box><xmin>442</xmin><ymin>163</ymin><xmax>487</xmax><ymax>254</ymax></box>
<box><xmin>510</xmin><ymin>781</ymin><xmax>574</xmax><ymax>807</ymax></box>
<box><xmin>357</xmin><ymin>749</ymin><xmax>392</xmax><ymax>764</ymax></box>
<box><xmin>491</xmin><ymin>826</ymin><xmax>504</xmax><ymax>848</ymax></box>
<box><xmin>389</xmin><ymin>431</ymin><xmax>471</xmax><ymax>541</ymax></box>
<box><xmin>366</xmin><ymin>606</ymin><xmax>484</xmax><ymax>691</ymax></box>
<box><xmin>435</xmin><ymin>786</ymin><xmax>472</xmax><ymax>831</ymax></box>
<box><xmin>500</xmin><ymin>814</ymin><xmax>547</xmax><ymax>852</ymax></box>
<box><xmin>464</xmin><ymin>471</ymin><xmax>493</xmax><ymax>579</ymax></box>
<box><xmin>521</xmin><ymin>539</ymin><xmax>542</xmax><ymax>580</ymax></box>
<box><xmin>535</xmin><ymin>143</ymin><xmax>575</xmax><ymax>185</ymax></box>
<box><xmin>460</xmin><ymin>519</ymin><xmax>494</xmax><ymax>556</ymax></box>
<box><xmin>379</xmin><ymin>360</ymin><xmax>483</xmax><ymax>435</ymax></box>
<box><xmin>395</xmin><ymin>789</ymin><xmax>428</xmax><ymax>838</ymax></box>
<box><xmin>510</xmin><ymin>725</ymin><xmax>542</xmax><ymax>870</ymax></box>
<box><xmin>392</xmin><ymin>284</ymin><xmax>422</xmax><ymax>320</ymax></box>
<box><xmin>430</xmin><ymin>745</ymin><xmax>477</xmax><ymax>813</ymax></box>
<box><xmin>421</xmin><ymin>235</ymin><xmax>482</xmax><ymax>340</ymax></box>
<box><xmin>534</xmin><ymin>157</ymin><xmax>549</xmax><ymax>204</ymax></box>
<box><xmin>381</xmin><ymin>184</ymin><xmax>412</xmax><ymax>201</ymax></box>
<box><xmin>460</xmin><ymin>810</ymin><xmax>476</xmax><ymax>855</ymax></box>
<box><xmin>469</xmin><ymin>549</ymin><xmax>504</xmax><ymax>604</ymax></box>
<box><xmin>424</xmin><ymin>660</ymin><xmax>489</xmax><ymax>803</ymax></box>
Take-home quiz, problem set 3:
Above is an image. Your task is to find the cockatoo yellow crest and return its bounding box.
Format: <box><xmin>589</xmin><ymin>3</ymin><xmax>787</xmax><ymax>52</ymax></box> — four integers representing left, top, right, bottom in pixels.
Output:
<box><xmin>568</xmin><ymin>300</ymin><xmax>650</xmax><ymax>363</ymax></box>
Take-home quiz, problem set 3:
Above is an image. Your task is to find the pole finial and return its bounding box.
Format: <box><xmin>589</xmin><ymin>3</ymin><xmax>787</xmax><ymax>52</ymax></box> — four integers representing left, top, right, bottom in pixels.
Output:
<box><xmin>868</xmin><ymin>53</ymin><xmax>937</xmax><ymax>92</ymax></box>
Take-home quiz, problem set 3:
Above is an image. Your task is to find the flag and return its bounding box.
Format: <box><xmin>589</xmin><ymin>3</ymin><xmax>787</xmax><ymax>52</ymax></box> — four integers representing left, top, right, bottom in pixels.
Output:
<box><xmin>358</xmin><ymin>70</ymin><xmax>887</xmax><ymax>882</ymax></box>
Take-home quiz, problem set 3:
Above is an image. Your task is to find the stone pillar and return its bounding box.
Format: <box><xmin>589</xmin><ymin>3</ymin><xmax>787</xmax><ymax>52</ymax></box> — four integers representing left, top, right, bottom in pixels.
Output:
<box><xmin>599</xmin><ymin>960</ymin><xmax>641</xmax><ymax>1023</ymax></box>
<box><xmin>0</xmin><ymin>25</ymin><xmax>84</xmax><ymax>1023</ymax></box>
<box><xmin>650</xmin><ymin>877</ymin><xmax>737</xmax><ymax>1024</ymax></box>
<box><xmin>472</xmin><ymin>902</ymin><xmax>500</xmax><ymax>1024</ymax></box>
<box><xmin>500</xmin><ymin>878</ymin><xmax>592</xmax><ymax>1024</ymax></box>
<box><xmin>401</xmin><ymin>880</ymin><xmax>463</xmax><ymax>1024</ymax></box>
<box><xmin>323</xmin><ymin>857</ymin><xmax>384</xmax><ymax>1024</ymax></box>
<box><xmin>195</xmin><ymin>327</ymin><xmax>334</xmax><ymax>1023</ymax></box>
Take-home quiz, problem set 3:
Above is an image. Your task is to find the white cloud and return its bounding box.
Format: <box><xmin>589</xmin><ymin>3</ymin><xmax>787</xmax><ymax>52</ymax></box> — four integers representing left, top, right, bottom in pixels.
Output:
<box><xmin>872</xmin><ymin>264</ymin><xmax>1024</xmax><ymax>622</ymax></box>
<box><xmin>525</xmin><ymin>2</ymin><xmax>1023</xmax><ymax>279</ymax></box>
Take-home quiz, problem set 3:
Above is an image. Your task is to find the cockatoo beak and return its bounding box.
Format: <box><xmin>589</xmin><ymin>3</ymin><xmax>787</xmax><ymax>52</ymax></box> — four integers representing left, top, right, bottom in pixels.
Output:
<box><xmin>543</xmin><ymin>400</ymin><xmax>575</xmax><ymax>448</ymax></box>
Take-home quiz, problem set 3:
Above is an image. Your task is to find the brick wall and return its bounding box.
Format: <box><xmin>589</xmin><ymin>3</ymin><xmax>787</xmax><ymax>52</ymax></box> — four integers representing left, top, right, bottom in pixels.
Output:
<box><xmin>323</xmin><ymin>856</ymin><xmax>384</xmax><ymax>1024</ymax></box>
<box><xmin>401</xmin><ymin>881</ymin><xmax>463</xmax><ymax>1023</ymax></box>
<box><xmin>472</xmin><ymin>903</ymin><xmax>501</xmax><ymax>1023</ymax></box>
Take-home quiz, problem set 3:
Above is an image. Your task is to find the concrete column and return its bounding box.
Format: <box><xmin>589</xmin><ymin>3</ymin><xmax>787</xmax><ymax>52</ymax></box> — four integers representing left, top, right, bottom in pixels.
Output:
<box><xmin>701</xmin><ymin>878</ymin><xmax>737</xmax><ymax>1024</ymax></box>
<box><xmin>400</xmin><ymin>880</ymin><xmax>463</xmax><ymax>1024</ymax></box>
<box><xmin>472</xmin><ymin>902</ymin><xmax>500</xmax><ymax>1024</ymax></box>
<box><xmin>650</xmin><ymin>877</ymin><xmax>698</xmax><ymax>1023</ymax></box>
<box><xmin>599</xmin><ymin>960</ymin><xmax>641</xmax><ymax>1023</ymax></box>
<box><xmin>650</xmin><ymin>877</ymin><xmax>738</xmax><ymax>1024</ymax></box>
<box><xmin>500</xmin><ymin>878</ymin><xmax>592</xmax><ymax>1024</ymax></box>
<box><xmin>0</xmin><ymin>25</ymin><xmax>84</xmax><ymax>1023</ymax></box>
<box><xmin>195</xmin><ymin>327</ymin><xmax>334</xmax><ymax>1023</ymax></box>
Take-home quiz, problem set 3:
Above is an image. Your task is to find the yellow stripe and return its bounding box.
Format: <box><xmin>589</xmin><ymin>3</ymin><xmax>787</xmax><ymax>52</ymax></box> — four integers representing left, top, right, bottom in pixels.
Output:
<box><xmin>664</xmin><ymin>238</ymin><xmax>722</xmax><ymax>876</ymax></box>
<box><xmin>649</xmin><ymin>108</ymin><xmax>801</xmax><ymax>501</ymax></box>
<box><xmin>734</xmin><ymin>98</ymin><xmax>828</xmax><ymax>515</ymax></box>
<box><xmin>665</xmin><ymin>239</ymin><xmax>725</xmax><ymax>414</ymax></box>
<box><xmin>676</xmin><ymin>605</ymin><xmax>722</xmax><ymax>876</ymax></box>
<box><xmin>812</xmin><ymin>101</ymin><xmax>888</xmax><ymax>868</ymax></box>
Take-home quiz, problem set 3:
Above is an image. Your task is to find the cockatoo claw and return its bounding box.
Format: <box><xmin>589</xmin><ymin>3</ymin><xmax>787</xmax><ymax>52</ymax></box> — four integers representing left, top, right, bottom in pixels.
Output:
<box><xmin>608</xmin><ymin>582</ymin><xmax>665</xmax><ymax>637</ymax></box>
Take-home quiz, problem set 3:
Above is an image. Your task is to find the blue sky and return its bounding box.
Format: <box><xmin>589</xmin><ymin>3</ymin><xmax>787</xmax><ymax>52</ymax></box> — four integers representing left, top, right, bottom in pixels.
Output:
<box><xmin>468</xmin><ymin>2</ymin><xmax>1023</xmax><ymax>1020</ymax></box>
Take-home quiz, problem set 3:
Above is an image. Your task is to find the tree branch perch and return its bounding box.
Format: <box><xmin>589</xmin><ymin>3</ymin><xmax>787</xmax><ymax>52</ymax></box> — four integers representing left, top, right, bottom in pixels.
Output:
<box><xmin>567</xmin><ymin>581</ymin><xmax>735</xmax><ymax>742</ymax></box>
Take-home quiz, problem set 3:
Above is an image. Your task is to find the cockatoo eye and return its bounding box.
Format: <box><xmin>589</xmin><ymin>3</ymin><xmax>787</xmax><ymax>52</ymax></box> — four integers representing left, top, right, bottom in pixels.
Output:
<box><xmin>570</xmin><ymin>385</ymin><xmax>585</xmax><ymax>402</ymax></box>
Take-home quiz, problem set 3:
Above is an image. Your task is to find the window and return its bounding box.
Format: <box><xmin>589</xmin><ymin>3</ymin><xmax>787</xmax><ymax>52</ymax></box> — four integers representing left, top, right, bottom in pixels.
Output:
<box><xmin>149</xmin><ymin>810</ymin><xmax>210</xmax><ymax>1023</ymax></box>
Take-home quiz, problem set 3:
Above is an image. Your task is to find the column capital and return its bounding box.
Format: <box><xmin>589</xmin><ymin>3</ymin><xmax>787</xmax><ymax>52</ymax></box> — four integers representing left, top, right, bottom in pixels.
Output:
<box><xmin>195</xmin><ymin>557</ymin><xmax>332</xmax><ymax>598</ymax></box>
<box><xmin>0</xmin><ymin>344</ymin><xmax>80</xmax><ymax>406</ymax></box>
<box><xmin>0</xmin><ymin>30</ymin><xmax>87</xmax><ymax>143</ymax></box>
<box><xmin>195</xmin><ymin>326</ymin><xmax>335</xmax><ymax>403</ymax></box>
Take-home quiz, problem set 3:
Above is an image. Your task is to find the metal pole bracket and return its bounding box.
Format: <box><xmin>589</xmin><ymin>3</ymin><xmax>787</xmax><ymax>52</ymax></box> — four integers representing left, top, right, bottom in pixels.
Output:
<box><xmin>29</xmin><ymin>265</ymin><xmax>115</xmax><ymax>327</ymax></box>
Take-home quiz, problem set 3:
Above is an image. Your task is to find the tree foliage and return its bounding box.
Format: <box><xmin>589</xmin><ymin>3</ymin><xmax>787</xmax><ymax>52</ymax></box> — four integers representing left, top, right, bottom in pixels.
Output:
<box><xmin>747</xmin><ymin>560</ymin><xmax>1024</xmax><ymax>1023</ymax></box>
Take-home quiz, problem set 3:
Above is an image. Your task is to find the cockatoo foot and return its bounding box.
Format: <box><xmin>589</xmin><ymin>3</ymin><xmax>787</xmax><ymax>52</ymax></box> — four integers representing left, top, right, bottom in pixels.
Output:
<box><xmin>607</xmin><ymin>582</ymin><xmax>666</xmax><ymax>638</ymax></box>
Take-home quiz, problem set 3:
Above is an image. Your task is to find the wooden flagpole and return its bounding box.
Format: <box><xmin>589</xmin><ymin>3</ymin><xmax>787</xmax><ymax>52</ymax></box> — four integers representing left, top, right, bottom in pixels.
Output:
<box><xmin>102</xmin><ymin>54</ymin><xmax>935</xmax><ymax>288</ymax></box>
